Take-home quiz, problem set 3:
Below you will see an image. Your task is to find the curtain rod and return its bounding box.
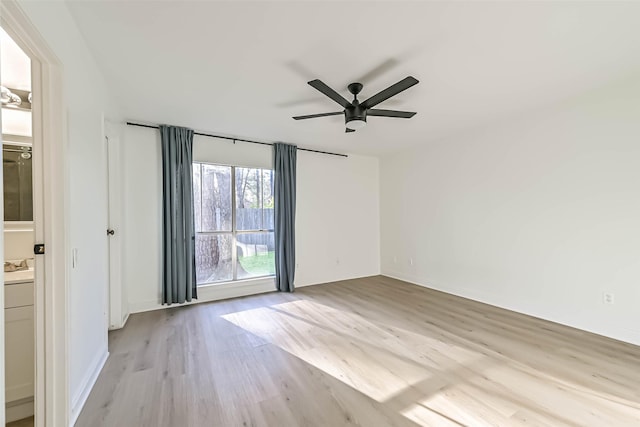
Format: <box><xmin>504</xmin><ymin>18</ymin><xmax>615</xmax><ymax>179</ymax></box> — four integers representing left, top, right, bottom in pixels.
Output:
<box><xmin>125</xmin><ymin>122</ymin><xmax>348</xmax><ymax>158</ymax></box>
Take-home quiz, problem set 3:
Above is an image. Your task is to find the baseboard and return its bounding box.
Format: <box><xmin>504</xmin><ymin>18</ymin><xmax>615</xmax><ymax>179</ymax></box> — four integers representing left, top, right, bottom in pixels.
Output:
<box><xmin>128</xmin><ymin>299</ymin><xmax>162</xmax><ymax>314</ymax></box>
<box><xmin>121</xmin><ymin>310</ymin><xmax>130</xmax><ymax>328</ymax></box>
<box><xmin>129</xmin><ymin>277</ymin><xmax>276</xmax><ymax>314</ymax></box>
<box><xmin>6</xmin><ymin>396</ymin><xmax>34</xmax><ymax>423</ymax></box>
<box><xmin>295</xmin><ymin>273</ymin><xmax>381</xmax><ymax>288</ymax></box>
<box><xmin>69</xmin><ymin>349</ymin><xmax>108</xmax><ymax>427</ymax></box>
<box><xmin>381</xmin><ymin>271</ymin><xmax>640</xmax><ymax>347</ymax></box>
<box><xmin>108</xmin><ymin>310</ymin><xmax>130</xmax><ymax>331</ymax></box>
<box><xmin>128</xmin><ymin>274</ymin><xmax>380</xmax><ymax>314</ymax></box>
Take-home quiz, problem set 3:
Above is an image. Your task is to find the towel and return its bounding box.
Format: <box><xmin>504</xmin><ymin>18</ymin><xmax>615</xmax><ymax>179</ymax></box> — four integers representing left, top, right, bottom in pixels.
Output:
<box><xmin>4</xmin><ymin>259</ymin><xmax>28</xmax><ymax>272</ymax></box>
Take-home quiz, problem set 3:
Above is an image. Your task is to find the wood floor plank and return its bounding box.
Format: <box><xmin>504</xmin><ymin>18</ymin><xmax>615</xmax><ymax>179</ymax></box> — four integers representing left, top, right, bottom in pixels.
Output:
<box><xmin>75</xmin><ymin>276</ymin><xmax>640</xmax><ymax>426</ymax></box>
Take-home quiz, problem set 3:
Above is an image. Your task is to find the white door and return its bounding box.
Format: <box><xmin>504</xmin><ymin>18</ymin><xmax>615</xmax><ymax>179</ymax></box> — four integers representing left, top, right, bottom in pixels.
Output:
<box><xmin>105</xmin><ymin>122</ymin><xmax>126</xmax><ymax>329</ymax></box>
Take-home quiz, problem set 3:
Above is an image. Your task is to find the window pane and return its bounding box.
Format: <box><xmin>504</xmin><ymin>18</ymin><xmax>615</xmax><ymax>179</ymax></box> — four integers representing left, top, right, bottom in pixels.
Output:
<box><xmin>201</xmin><ymin>164</ymin><xmax>232</xmax><ymax>232</ymax></box>
<box><xmin>236</xmin><ymin>167</ymin><xmax>262</xmax><ymax>230</ymax></box>
<box><xmin>195</xmin><ymin>234</ymin><xmax>233</xmax><ymax>284</ymax></box>
<box><xmin>192</xmin><ymin>163</ymin><xmax>202</xmax><ymax>232</ymax></box>
<box><xmin>236</xmin><ymin>232</ymin><xmax>275</xmax><ymax>279</ymax></box>
<box><xmin>262</xmin><ymin>169</ymin><xmax>274</xmax><ymax>230</ymax></box>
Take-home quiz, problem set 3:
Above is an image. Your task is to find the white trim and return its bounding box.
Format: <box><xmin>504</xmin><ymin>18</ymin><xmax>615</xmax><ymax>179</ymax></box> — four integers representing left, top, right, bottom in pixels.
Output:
<box><xmin>1</xmin><ymin>2</ymin><xmax>69</xmax><ymax>426</ymax></box>
<box><xmin>69</xmin><ymin>350</ymin><xmax>108</xmax><ymax>427</ymax></box>
<box><xmin>108</xmin><ymin>307</ymin><xmax>130</xmax><ymax>332</ymax></box>
<box><xmin>3</xmin><ymin>228</ymin><xmax>34</xmax><ymax>233</ymax></box>
<box><xmin>3</xmin><ymin>221</ymin><xmax>34</xmax><ymax>232</ymax></box>
<box><xmin>129</xmin><ymin>277</ymin><xmax>276</xmax><ymax>314</ymax></box>
<box><xmin>1</xmin><ymin>134</ymin><xmax>32</xmax><ymax>145</ymax></box>
<box><xmin>0</xmin><ymin>179</ymin><xmax>5</xmax><ymax>424</ymax></box>
<box><xmin>295</xmin><ymin>273</ymin><xmax>378</xmax><ymax>288</ymax></box>
<box><xmin>6</xmin><ymin>397</ymin><xmax>34</xmax><ymax>423</ymax></box>
<box><xmin>127</xmin><ymin>274</ymin><xmax>377</xmax><ymax>315</ymax></box>
<box><xmin>105</xmin><ymin>121</ymin><xmax>126</xmax><ymax>330</ymax></box>
<box><xmin>120</xmin><ymin>311</ymin><xmax>130</xmax><ymax>329</ymax></box>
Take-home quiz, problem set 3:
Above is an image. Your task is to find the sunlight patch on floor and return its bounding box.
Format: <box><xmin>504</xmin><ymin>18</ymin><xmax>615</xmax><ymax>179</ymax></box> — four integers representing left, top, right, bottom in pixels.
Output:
<box><xmin>222</xmin><ymin>299</ymin><xmax>486</xmax><ymax>403</ymax></box>
<box><xmin>401</xmin><ymin>402</ymin><xmax>466</xmax><ymax>427</ymax></box>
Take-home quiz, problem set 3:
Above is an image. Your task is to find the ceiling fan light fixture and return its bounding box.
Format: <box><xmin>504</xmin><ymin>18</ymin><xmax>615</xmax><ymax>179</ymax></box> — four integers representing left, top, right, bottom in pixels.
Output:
<box><xmin>346</xmin><ymin>118</ymin><xmax>366</xmax><ymax>130</ymax></box>
<box><xmin>1</xmin><ymin>86</ymin><xmax>23</xmax><ymax>107</ymax></box>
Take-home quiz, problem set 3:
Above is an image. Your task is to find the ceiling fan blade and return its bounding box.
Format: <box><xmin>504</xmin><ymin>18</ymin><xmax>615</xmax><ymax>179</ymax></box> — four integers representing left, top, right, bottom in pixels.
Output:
<box><xmin>361</xmin><ymin>76</ymin><xmax>419</xmax><ymax>109</ymax></box>
<box><xmin>293</xmin><ymin>111</ymin><xmax>343</xmax><ymax>120</ymax></box>
<box><xmin>345</xmin><ymin>128</ymin><xmax>356</xmax><ymax>133</ymax></box>
<box><xmin>308</xmin><ymin>80</ymin><xmax>352</xmax><ymax>109</ymax></box>
<box><xmin>367</xmin><ymin>109</ymin><xmax>416</xmax><ymax>118</ymax></box>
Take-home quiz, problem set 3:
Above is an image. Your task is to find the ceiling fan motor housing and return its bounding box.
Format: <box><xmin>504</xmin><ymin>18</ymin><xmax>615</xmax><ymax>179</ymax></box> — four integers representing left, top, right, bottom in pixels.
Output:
<box><xmin>345</xmin><ymin>103</ymin><xmax>367</xmax><ymax>125</ymax></box>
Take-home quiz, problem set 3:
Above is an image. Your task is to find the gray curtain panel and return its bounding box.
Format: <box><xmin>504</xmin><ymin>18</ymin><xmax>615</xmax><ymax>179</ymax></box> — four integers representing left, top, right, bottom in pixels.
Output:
<box><xmin>273</xmin><ymin>143</ymin><xmax>297</xmax><ymax>292</ymax></box>
<box><xmin>160</xmin><ymin>125</ymin><xmax>197</xmax><ymax>304</ymax></box>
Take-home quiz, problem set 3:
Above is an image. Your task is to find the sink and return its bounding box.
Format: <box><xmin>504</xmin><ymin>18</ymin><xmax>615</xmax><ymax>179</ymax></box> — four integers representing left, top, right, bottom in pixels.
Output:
<box><xmin>4</xmin><ymin>268</ymin><xmax>34</xmax><ymax>285</ymax></box>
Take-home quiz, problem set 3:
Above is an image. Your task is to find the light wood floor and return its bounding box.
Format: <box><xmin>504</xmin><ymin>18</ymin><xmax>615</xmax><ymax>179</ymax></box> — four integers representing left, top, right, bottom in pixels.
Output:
<box><xmin>76</xmin><ymin>276</ymin><xmax>640</xmax><ymax>426</ymax></box>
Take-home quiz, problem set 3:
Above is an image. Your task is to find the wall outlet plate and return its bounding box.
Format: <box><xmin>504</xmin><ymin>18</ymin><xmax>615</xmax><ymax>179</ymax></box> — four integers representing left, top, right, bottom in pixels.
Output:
<box><xmin>603</xmin><ymin>292</ymin><xmax>615</xmax><ymax>304</ymax></box>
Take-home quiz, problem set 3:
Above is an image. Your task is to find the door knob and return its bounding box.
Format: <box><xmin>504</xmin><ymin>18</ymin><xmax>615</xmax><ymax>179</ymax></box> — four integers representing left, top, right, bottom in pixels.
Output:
<box><xmin>107</xmin><ymin>229</ymin><xmax>115</xmax><ymax>236</ymax></box>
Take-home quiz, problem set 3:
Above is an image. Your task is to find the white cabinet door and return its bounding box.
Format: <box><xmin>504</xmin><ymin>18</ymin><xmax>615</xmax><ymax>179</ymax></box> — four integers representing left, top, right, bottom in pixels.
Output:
<box><xmin>5</xmin><ymin>282</ymin><xmax>34</xmax><ymax>308</ymax></box>
<box><xmin>5</xmin><ymin>304</ymin><xmax>35</xmax><ymax>402</ymax></box>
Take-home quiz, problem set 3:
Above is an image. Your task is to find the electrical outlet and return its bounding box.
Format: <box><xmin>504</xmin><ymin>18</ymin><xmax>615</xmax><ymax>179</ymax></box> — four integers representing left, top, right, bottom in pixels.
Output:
<box><xmin>603</xmin><ymin>292</ymin><xmax>615</xmax><ymax>304</ymax></box>
<box><xmin>409</xmin><ymin>258</ymin><xmax>414</xmax><ymax>266</ymax></box>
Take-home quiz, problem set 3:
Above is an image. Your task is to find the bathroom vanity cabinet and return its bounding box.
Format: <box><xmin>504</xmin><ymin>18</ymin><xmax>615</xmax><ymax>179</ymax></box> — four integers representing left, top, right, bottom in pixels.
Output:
<box><xmin>4</xmin><ymin>277</ymin><xmax>34</xmax><ymax>421</ymax></box>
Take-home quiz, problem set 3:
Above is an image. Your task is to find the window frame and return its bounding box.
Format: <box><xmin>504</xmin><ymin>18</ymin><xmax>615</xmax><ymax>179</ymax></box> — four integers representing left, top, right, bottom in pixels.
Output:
<box><xmin>194</xmin><ymin>161</ymin><xmax>275</xmax><ymax>285</ymax></box>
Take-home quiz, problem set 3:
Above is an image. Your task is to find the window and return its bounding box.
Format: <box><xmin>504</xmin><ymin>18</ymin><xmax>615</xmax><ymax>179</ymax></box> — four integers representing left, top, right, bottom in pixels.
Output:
<box><xmin>193</xmin><ymin>163</ymin><xmax>275</xmax><ymax>285</ymax></box>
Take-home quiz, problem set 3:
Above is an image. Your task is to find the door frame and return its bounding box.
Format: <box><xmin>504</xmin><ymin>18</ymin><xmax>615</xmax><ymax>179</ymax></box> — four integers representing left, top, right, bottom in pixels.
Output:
<box><xmin>1</xmin><ymin>2</ymin><xmax>69</xmax><ymax>426</ymax></box>
<box><xmin>105</xmin><ymin>120</ymin><xmax>127</xmax><ymax>330</ymax></box>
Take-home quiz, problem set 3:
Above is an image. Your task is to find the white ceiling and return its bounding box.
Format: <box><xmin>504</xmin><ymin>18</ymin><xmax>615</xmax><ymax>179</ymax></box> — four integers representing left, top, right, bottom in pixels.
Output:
<box><xmin>67</xmin><ymin>1</ymin><xmax>640</xmax><ymax>156</ymax></box>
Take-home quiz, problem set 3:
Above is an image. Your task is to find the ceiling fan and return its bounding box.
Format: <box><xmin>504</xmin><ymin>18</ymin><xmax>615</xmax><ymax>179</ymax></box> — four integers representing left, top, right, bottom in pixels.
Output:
<box><xmin>293</xmin><ymin>76</ymin><xmax>419</xmax><ymax>132</ymax></box>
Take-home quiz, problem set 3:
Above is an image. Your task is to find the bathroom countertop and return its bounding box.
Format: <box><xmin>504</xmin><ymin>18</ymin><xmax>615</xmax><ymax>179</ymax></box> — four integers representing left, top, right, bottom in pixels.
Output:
<box><xmin>4</xmin><ymin>269</ymin><xmax>34</xmax><ymax>285</ymax></box>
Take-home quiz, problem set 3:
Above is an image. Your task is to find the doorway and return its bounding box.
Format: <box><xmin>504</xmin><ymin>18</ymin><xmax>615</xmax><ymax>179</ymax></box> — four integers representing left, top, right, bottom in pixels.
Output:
<box><xmin>1</xmin><ymin>2</ymin><xmax>69</xmax><ymax>426</ymax></box>
<box><xmin>1</xmin><ymin>25</ymin><xmax>36</xmax><ymax>426</ymax></box>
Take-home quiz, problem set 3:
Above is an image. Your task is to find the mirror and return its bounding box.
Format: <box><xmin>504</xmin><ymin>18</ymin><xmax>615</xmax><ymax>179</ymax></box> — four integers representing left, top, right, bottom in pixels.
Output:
<box><xmin>3</xmin><ymin>141</ymin><xmax>33</xmax><ymax>221</ymax></box>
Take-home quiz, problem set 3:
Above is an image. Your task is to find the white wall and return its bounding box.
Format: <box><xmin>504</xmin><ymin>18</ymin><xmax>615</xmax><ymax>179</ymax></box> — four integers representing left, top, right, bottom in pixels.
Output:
<box><xmin>295</xmin><ymin>151</ymin><xmax>380</xmax><ymax>287</ymax></box>
<box><xmin>123</xmin><ymin>126</ymin><xmax>380</xmax><ymax>313</ymax></box>
<box><xmin>1</xmin><ymin>109</ymin><xmax>31</xmax><ymax>136</ymax></box>
<box><xmin>121</xmin><ymin>126</ymin><xmax>161</xmax><ymax>312</ymax></box>
<box><xmin>15</xmin><ymin>0</ymin><xmax>121</xmax><ymax>421</ymax></box>
<box><xmin>4</xmin><ymin>228</ymin><xmax>33</xmax><ymax>261</ymax></box>
<box><xmin>381</xmin><ymin>74</ymin><xmax>640</xmax><ymax>346</ymax></box>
